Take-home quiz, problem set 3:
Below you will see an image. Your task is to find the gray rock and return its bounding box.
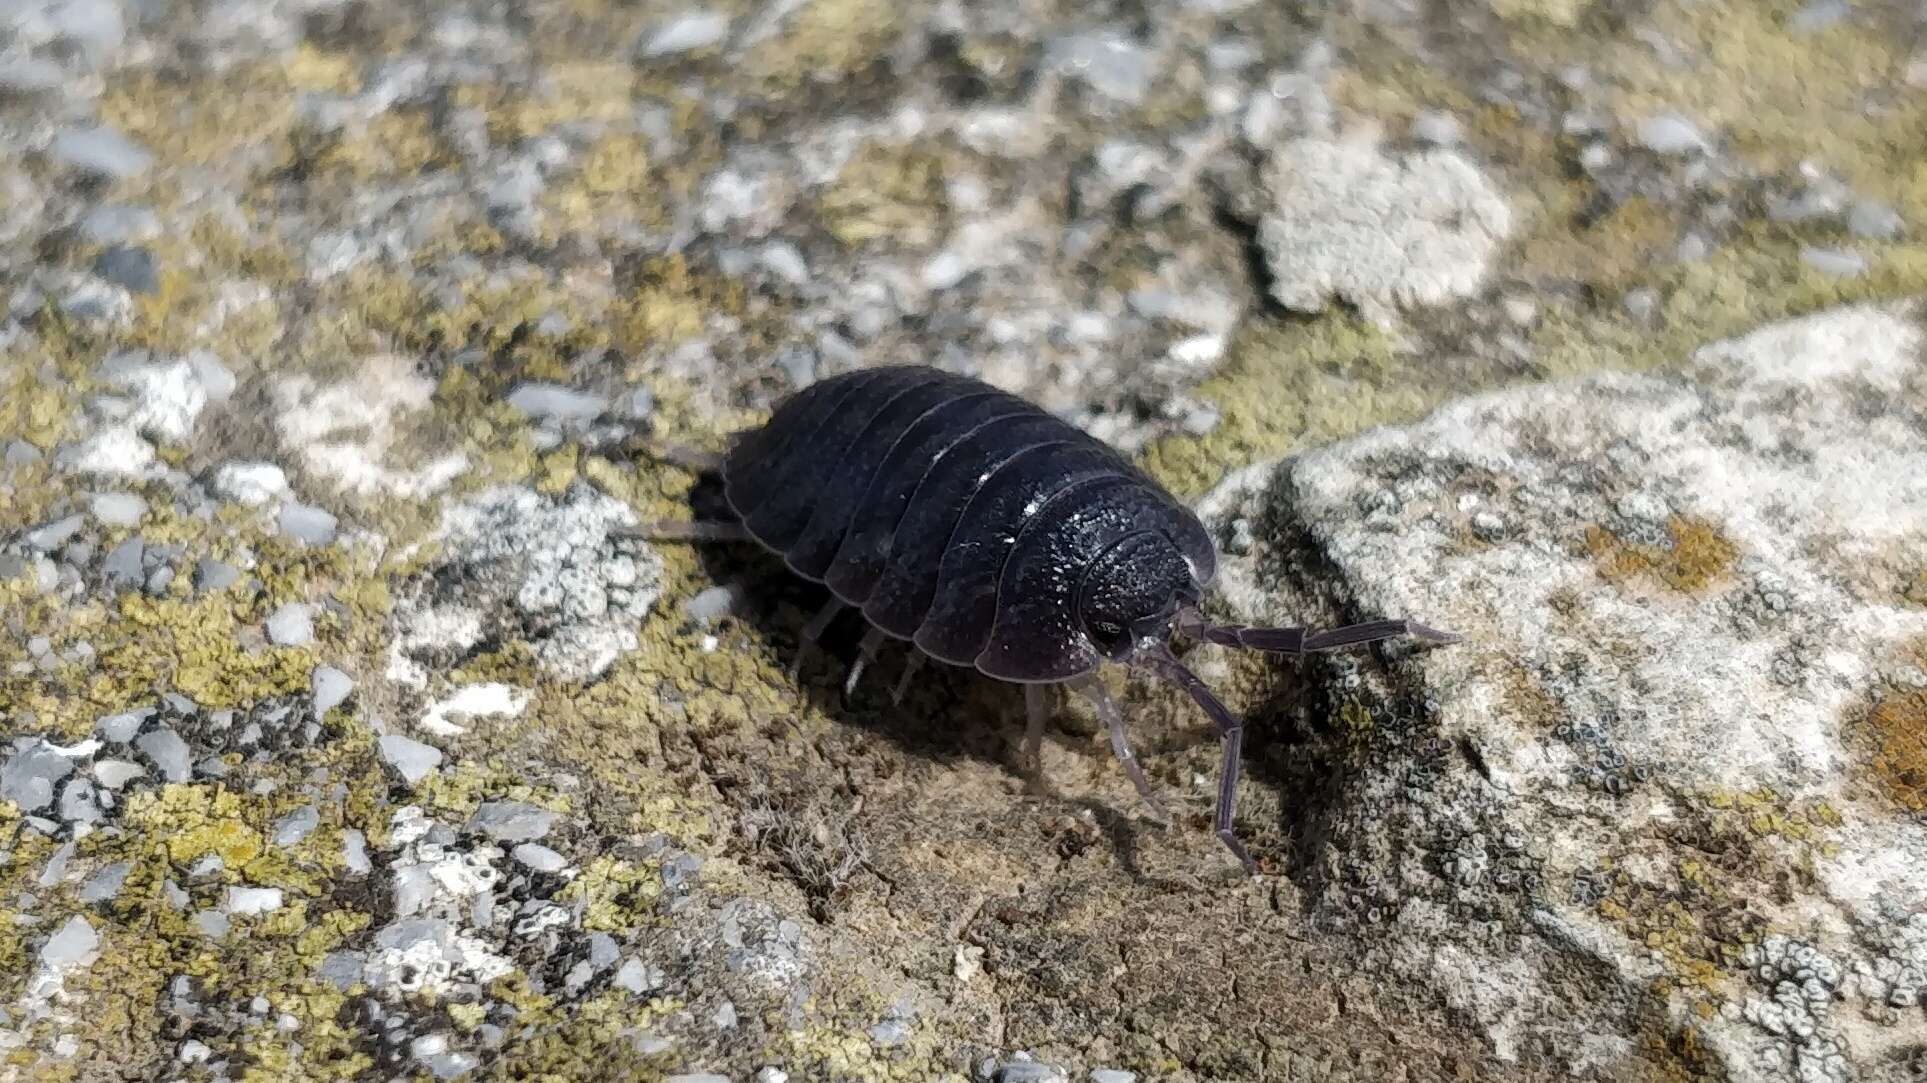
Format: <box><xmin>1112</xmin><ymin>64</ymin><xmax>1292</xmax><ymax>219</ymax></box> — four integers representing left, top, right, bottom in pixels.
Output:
<box><xmin>102</xmin><ymin>536</ymin><xmax>145</xmax><ymax>586</ymax></box>
<box><xmin>1204</xmin><ymin>301</ymin><xmax>1927</xmax><ymax>1081</ymax></box>
<box><xmin>506</xmin><ymin>382</ymin><xmax>608</xmax><ymax>423</ymax></box>
<box><xmin>58</xmin><ymin>777</ymin><xmax>101</xmax><ymax>823</ymax></box>
<box><xmin>317</xmin><ymin>951</ymin><xmax>363</xmax><ymax>989</ymax></box>
<box><xmin>92</xmin><ymin>759</ymin><xmax>144</xmax><ymax>789</ymax></box>
<box><xmin>89</xmin><ymin>492</ymin><xmax>146</xmax><ymax>526</ymax></box>
<box><xmin>997</xmin><ymin>1061</ymin><xmax>1068</xmax><ymax>1083</ymax></box>
<box><xmin>613</xmin><ymin>956</ymin><xmax>657</xmax><ymax>993</ymax></box>
<box><xmin>511</xmin><ymin>843</ymin><xmax>567</xmax><ymax>873</ymax></box>
<box><xmin>377</xmin><ymin>734</ymin><xmax>443</xmax><ymax>784</ymax></box>
<box><xmin>278</xmin><ymin>502</ymin><xmax>338</xmax><ymax>545</ymax></box>
<box><xmin>1090</xmin><ymin>1071</ymin><xmax>1137</xmax><ymax>1083</ymax></box>
<box><xmin>212</xmin><ymin>462</ymin><xmax>289</xmax><ymax>506</ymax></box>
<box><xmin>341</xmin><ymin>828</ymin><xmax>371</xmax><ymax>874</ymax></box>
<box><xmin>25</xmin><ymin>515</ymin><xmax>85</xmax><ymax>551</ymax></box>
<box><xmin>96</xmin><ymin>708</ymin><xmax>150</xmax><ymax>742</ymax></box>
<box><xmin>193</xmin><ymin>558</ymin><xmax>241</xmax><ymax>592</ymax></box>
<box><xmin>1801</xmin><ymin>245</ymin><xmax>1868</xmax><ymax>276</ymax></box>
<box><xmin>92</xmin><ymin>245</ymin><xmax>157</xmax><ymax>294</ymax></box>
<box><xmin>79</xmin><ymin>861</ymin><xmax>132</xmax><ymax>903</ymax></box>
<box><xmin>135</xmin><ymin>727</ymin><xmax>192</xmax><ymax>782</ymax></box>
<box><xmin>311</xmin><ymin>665</ymin><xmax>353</xmax><ymax>715</ymax></box>
<box><xmin>272</xmin><ymin>805</ymin><xmax>320</xmax><ymax>848</ymax></box>
<box><xmin>2</xmin><ymin>741</ymin><xmax>76</xmax><ymax>811</ymax></box>
<box><xmin>265</xmin><ymin>603</ymin><xmax>314</xmax><ymax>647</ymax></box>
<box><xmin>193</xmin><ymin>909</ymin><xmax>231</xmax><ymax>938</ymax></box>
<box><xmin>225</xmin><ymin>886</ymin><xmax>284</xmax><ymax>915</ymax></box>
<box><xmin>1846</xmin><ymin>200</ymin><xmax>1903</xmax><ymax>240</ymax></box>
<box><xmin>0</xmin><ymin>55</ymin><xmax>63</xmax><ymax>95</ymax></box>
<box><xmin>77</xmin><ymin>204</ymin><xmax>161</xmax><ymax>246</ymax></box>
<box><xmin>1636</xmin><ymin>112</ymin><xmax>1709</xmax><ymax>155</ymax></box>
<box><xmin>49</xmin><ymin>126</ymin><xmax>153</xmax><ymax>180</ymax></box>
<box><xmin>667</xmin><ymin>1075</ymin><xmax>732</xmax><ymax>1083</ymax></box>
<box><xmin>1046</xmin><ymin>32</ymin><xmax>1153</xmax><ymax>104</ymax></box>
<box><xmin>39</xmin><ymin>916</ymin><xmax>98</xmax><ymax>971</ymax></box>
<box><xmin>467</xmin><ymin>800</ymin><xmax>558</xmax><ymax>842</ymax></box>
<box><xmin>640</xmin><ymin>10</ymin><xmax>728</xmax><ymax>56</ymax></box>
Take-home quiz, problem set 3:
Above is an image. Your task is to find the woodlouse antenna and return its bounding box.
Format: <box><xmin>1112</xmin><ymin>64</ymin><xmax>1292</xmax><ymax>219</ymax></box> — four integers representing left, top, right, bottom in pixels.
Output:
<box><xmin>1175</xmin><ymin>611</ymin><xmax>1460</xmax><ymax>654</ymax></box>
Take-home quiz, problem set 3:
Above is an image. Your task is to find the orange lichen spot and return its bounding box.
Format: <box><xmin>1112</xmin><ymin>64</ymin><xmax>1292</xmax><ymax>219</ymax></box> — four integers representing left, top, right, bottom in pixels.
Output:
<box><xmin>1586</xmin><ymin>516</ymin><xmax>1740</xmax><ymax>593</ymax></box>
<box><xmin>1864</xmin><ymin>689</ymin><xmax>1927</xmax><ymax>810</ymax></box>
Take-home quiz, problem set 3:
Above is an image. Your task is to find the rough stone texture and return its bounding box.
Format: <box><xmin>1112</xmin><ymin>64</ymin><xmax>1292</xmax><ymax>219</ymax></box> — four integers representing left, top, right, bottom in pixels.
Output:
<box><xmin>1201</xmin><ymin>302</ymin><xmax>1927</xmax><ymax>1081</ymax></box>
<box><xmin>2</xmin><ymin>0</ymin><xmax>1926</xmax><ymax>1078</ymax></box>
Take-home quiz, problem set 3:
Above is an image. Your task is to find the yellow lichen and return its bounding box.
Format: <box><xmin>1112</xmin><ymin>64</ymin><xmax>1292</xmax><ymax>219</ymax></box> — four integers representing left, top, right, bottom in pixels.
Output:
<box><xmin>1585</xmin><ymin>516</ymin><xmax>1739</xmax><ymax>593</ymax></box>
<box><xmin>817</xmin><ymin>141</ymin><xmax>951</xmax><ymax>250</ymax></box>
<box><xmin>744</xmin><ymin>0</ymin><xmax>900</xmax><ymax>87</ymax></box>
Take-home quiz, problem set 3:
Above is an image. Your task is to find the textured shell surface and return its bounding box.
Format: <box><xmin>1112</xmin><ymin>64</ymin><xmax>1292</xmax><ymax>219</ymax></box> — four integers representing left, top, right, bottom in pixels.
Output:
<box><xmin>721</xmin><ymin>365</ymin><xmax>1216</xmax><ymax>682</ymax></box>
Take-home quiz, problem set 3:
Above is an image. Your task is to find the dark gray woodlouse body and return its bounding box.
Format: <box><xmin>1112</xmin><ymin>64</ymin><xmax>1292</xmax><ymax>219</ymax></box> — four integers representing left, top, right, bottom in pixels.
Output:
<box><xmin>642</xmin><ymin>363</ymin><xmax>1458</xmax><ymax>875</ymax></box>
<box><xmin>720</xmin><ymin>365</ymin><xmax>1217</xmax><ymax>683</ymax></box>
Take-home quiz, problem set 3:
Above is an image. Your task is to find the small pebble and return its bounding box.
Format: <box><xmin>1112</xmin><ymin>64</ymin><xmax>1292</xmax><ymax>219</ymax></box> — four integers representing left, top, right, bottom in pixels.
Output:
<box><xmin>1800</xmin><ymin>246</ymin><xmax>1867</xmax><ymax>277</ymax></box>
<box><xmin>225</xmin><ymin>885</ymin><xmax>285</xmax><ymax>915</ymax></box>
<box><xmin>89</xmin><ymin>492</ymin><xmax>146</xmax><ymax>526</ymax></box>
<box><xmin>39</xmin><ymin>915</ymin><xmax>99</xmax><ymax>971</ymax></box>
<box><xmin>193</xmin><ymin>909</ymin><xmax>231</xmax><ymax>938</ymax></box>
<box><xmin>467</xmin><ymin>799</ymin><xmax>558</xmax><ymax>842</ymax></box>
<box><xmin>1</xmin><ymin>741</ymin><xmax>76</xmax><ymax>811</ymax></box>
<box><xmin>512</xmin><ymin>843</ymin><xmax>568</xmax><ymax>873</ymax></box>
<box><xmin>279</xmin><ymin>502</ymin><xmax>338</xmax><ymax>545</ymax></box>
<box><xmin>95</xmin><ymin>709</ymin><xmax>149</xmax><ymax>739</ymax></box>
<box><xmin>377</xmin><ymin>735</ymin><xmax>443</xmax><ymax>784</ymax></box>
<box><xmin>26</xmin><ymin>515</ymin><xmax>85</xmax><ymax>551</ymax></box>
<box><xmin>272</xmin><ymin>805</ymin><xmax>320</xmax><ymax>848</ymax></box>
<box><xmin>92</xmin><ymin>245</ymin><xmax>158</xmax><ymax>294</ymax></box>
<box><xmin>506</xmin><ymin>382</ymin><xmax>608</xmax><ymax>423</ymax></box>
<box><xmin>1789</xmin><ymin>0</ymin><xmax>1849</xmax><ymax>32</ymax></box>
<box><xmin>102</xmin><ymin>537</ymin><xmax>145</xmax><ymax>586</ymax></box>
<box><xmin>49</xmin><ymin>126</ymin><xmax>153</xmax><ymax>180</ymax></box>
<box><xmin>1091</xmin><ymin>1071</ymin><xmax>1137</xmax><ymax>1083</ymax></box>
<box><xmin>135</xmin><ymin>727</ymin><xmax>191</xmax><ymax>782</ymax></box>
<box><xmin>93</xmin><ymin>759</ymin><xmax>145</xmax><ymax>789</ymax></box>
<box><xmin>311</xmin><ymin>665</ymin><xmax>354</xmax><ymax>716</ymax></box>
<box><xmin>265</xmin><ymin>603</ymin><xmax>315</xmax><ymax>647</ymax></box>
<box><xmin>194</xmin><ymin>558</ymin><xmax>242</xmax><ymax>592</ymax></box>
<box><xmin>342</xmin><ymin>828</ymin><xmax>371</xmax><ymax>874</ymax></box>
<box><xmin>641</xmin><ymin>11</ymin><xmax>729</xmax><ymax>56</ymax></box>
<box><xmin>1637</xmin><ymin>113</ymin><xmax>1708</xmax><ymax>155</ymax></box>
<box><xmin>79</xmin><ymin>861</ymin><xmax>132</xmax><ymax>903</ymax></box>
<box><xmin>213</xmin><ymin>462</ymin><xmax>290</xmax><ymax>506</ymax></box>
<box><xmin>613</xmin><ymin>957</ymin><xmax>656</xmax><ymax>994</ymax></box>
<box><xmin>1847</xmin><ymin>200</ymin><xmax>1903</xmax><ymax>240</ymax></box>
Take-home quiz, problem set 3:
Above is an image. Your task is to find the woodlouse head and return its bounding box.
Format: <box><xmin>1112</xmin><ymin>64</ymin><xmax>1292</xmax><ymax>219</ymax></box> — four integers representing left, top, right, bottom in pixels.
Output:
<box><xmin>1076</xmin><ymin>530</ymin><xmax>1203</xmax><ymax>661</ymax></box>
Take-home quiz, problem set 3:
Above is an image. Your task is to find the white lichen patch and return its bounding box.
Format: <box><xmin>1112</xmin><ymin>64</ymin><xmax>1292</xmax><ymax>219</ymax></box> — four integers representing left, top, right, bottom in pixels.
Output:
<box><xmin>273</xmin><ymin>354</ymin><xmax>469</xmax><ymax>498</ymax></box>
<box><xmin>1256</xmin><ymin>130</ymin><xmax>1512</xmax><ymax>323</ymax></box>
<box><xmin>390</xmin><ymin>482</ymin><xmax>662</xmax><ymax>681</ymax></box>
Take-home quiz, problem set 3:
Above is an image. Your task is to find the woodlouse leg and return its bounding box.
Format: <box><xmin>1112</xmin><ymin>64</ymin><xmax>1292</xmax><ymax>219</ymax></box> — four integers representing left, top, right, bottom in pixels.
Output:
<box><xmin>616</xmin><ymin>520</ymin><xmax>751</xmax><ymax>543</ymax></box>
<box><xmin>1023</xmin><ymin>683</ymin><xmax>1050</xmax><ymax>794</ymax></box>
<box><xmin>1185</xmin><ymin>614</ymin><xmax>1460</xmax><ymax>654</ymax></box>
<box><xmin>843</xmin><ymin>627</ymin><xmax>886</xmax><ymax>699</ymax></box>
<box><xmin>890</xmin><ymin>653</ymin><xmax>924</xmax><ymax>705</ymax></box>
<box><xmin>1073</xmin><ymin>677</ymin><xmax>1170</xmax><ymax>825</ymax></box>
<box><xmin>788</xmin><ymin>598</ymin><xmax>844</xmax><ymax>680</ymax></box>
<box><xmin>1144</xmin><ymin>647</ymin><xmax>1259</xmax><ymax>877</ymax></box>
<box><xmin>633</xmin><ymin>438</ymin><xmax>725</xmax><ymax>473</ymax></box>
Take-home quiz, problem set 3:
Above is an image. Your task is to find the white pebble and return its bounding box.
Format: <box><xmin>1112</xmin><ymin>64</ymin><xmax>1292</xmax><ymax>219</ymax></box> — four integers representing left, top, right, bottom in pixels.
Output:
<box><xmin>1637</xmin><ymin>113</ymin><xmax>1708</xmax><ymax>155</ymax></box>
<box><xmin>378</xmin><ymin>734</ymin><xmax>444</xmax><ymax>785</ymax></box>
<box><xmin>89</xmin><ymin>492</ymin><xmax>146</xmax><ymax>526</ymax></box>
<box><xmin>311</xmin><ymin>665</ymin><xmax>354</xmax><ymax>716</ymax></box>
<box><xmin>224</xmin><ymin>885</ymin><xmax>285</xmax><ymax>915</ymax></box>
<box><xmin>266</xmin><ymin>603</ymin><xmax>315</xmax><ymax>647</ymax></box>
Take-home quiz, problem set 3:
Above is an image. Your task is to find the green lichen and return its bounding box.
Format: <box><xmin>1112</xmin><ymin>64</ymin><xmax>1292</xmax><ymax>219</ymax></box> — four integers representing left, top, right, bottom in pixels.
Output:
<box><xmin>1141</xmin><ymin>313</ymin><xmax>1428</xmax><ymax>498</ymax></box>
<box><xmin>816</xmin><ymin>141</ymin><xmax>951</xmax><ymax>250</ymax></box>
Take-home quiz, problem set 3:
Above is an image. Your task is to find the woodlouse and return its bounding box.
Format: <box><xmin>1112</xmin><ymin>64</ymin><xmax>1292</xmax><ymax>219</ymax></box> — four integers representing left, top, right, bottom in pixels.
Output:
<box><xmin>637</xmin><ymin>364</ymin><xmax>1457</xmax><ymax>875</ymax></box>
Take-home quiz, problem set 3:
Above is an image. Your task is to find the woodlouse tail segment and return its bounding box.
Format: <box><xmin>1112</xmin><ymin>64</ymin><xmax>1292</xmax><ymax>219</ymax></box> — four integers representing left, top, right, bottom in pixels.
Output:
<box><xmin>1140</xmin><ymin>645</ymin><xmax>1258</xmax><ymax>877</ymax></box>
<box><xmin>1181</xmin><ymin>614</ymin><xmax>1461</xmax><ymax>654</ymax></box>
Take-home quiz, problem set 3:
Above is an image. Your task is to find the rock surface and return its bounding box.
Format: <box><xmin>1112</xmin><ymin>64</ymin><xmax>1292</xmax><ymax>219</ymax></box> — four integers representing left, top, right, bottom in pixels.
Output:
<box><xmin>1203</xmin><ymin>302</ymin><xmax>1927</xmax><ymax>1081</ymax></box>
<box><xmin>2</xmin><ymin>0</ymin><xmax>1925</xmax><ymax>1078</ymax></box>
